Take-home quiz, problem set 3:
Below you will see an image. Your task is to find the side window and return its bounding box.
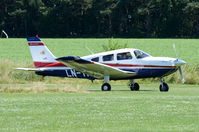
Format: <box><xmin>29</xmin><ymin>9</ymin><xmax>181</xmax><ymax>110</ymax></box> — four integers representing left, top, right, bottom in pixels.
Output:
<box><xmin>103</xmin><ymin>54</ymin><xmax>114</xmax><ymax>61</ymax></box>
<box><xmin>117</xmin><ymin>52</ymin><xmax>132</xmax><ymax>60</ymax></box>
<box><xmin>91</xmin><ymin>57</ymin><xmax>99</xmax><ymax>62</ymax></box>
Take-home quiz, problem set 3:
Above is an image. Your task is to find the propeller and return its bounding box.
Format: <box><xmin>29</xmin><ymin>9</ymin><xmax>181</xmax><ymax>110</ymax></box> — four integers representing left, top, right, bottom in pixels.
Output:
<box><xmin>172</xmin><ymin>44</ymin><xmax>178</xmax><ymax>59</ymax></box>
<box><xmin>179</xmin><ymin>66</ymin><xmax>185</xmax><ymax>83</ymax></box>
<box><xmin>172</xmin><ymin>44</ymin><xmax>185</xmax><ymax>83</ymax></box>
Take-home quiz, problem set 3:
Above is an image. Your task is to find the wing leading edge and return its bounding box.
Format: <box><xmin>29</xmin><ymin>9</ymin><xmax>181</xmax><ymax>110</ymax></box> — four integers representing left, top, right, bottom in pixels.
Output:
<box><xmin>56</xmin><ymin>56</ymin><xmax>136</xmax><ymax>79</ymax></box>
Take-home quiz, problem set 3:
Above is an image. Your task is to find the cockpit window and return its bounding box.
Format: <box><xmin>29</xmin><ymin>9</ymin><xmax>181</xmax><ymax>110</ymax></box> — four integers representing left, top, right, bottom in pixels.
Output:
<box><xmin>134</xmin><ymin>50</ymin><xmax>151</xmax><ymax>59</ymax></box>
<box><xmin>103</xmin><ymin>54</ymin><xmax>114</xmax><ymax>61</ymax></box>
<box><xmin>91</xmin><ymin>57</ymin><xmax>99</xmax><ymax>62</ymax></box>
<box><xmin>117</xmin><ymin>52</ymin><xmax>132</xmax><ymax>60</ymax></box>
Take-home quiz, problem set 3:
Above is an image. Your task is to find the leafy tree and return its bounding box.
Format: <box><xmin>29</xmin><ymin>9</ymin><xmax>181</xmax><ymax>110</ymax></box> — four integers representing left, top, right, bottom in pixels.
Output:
<box><xmin>1</xmin><ymin>0</ymin><xmax>199</xmax><ymax>38</ymax></box>
<box><xmin>182</xmin><ymin>2</ymin><xmax>199</xmax><ymax>37</ymax></box>
<box><xmin>102</xmin><ymin>39</ymin><xmax>129</xmax><ymax>51</ymax></box>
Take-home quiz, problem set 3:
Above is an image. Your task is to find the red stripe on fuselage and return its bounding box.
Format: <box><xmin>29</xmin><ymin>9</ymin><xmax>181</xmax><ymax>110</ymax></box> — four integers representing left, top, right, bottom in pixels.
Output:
<box><xmin>34</xmin><ymin>62</ymin><xmax>66</xmax><ymax>68</ymax></box>
<box><xmin>28</xmin><ymin>43</ymin><xmax>44</xmax><ymax>46</ymax></box>
<box><xmin>33</xmin><ymin>62</ymin><xmax>176</xmax><ymax>68</ymax></box>
<box><xmin>103</xmin><ymin>63</ymin><xmax>176</xmax><ymax>68</ymax></box>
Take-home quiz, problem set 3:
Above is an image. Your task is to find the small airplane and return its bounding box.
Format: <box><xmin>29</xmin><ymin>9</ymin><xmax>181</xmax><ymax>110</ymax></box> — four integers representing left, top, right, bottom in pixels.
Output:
<box><xmin>17</xmin><ymin>37</ymin><xmax>186</xmax><ymax>92</ymax></box>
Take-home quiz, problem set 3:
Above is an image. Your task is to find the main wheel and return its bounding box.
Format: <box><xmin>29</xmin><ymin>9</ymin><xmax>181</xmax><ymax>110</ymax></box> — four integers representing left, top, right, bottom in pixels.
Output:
<box><xmin>159</xmin><ymin>82</ymin><xmax>169</xmax><ymax>92</ymax></box>
<box><xmin>101</xmin><ymin>83</ymin><xmax>111</xmax><ymax>91</ymax></box>
<box><xmin>130</xmin><ymin>82</ymin><xmax>140</xmax><ymax>91</ymax></box>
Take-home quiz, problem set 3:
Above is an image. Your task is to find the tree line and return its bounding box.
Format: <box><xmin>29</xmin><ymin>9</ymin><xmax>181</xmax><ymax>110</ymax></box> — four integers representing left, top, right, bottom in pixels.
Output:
<box><xmin>0</xmin><ymin>0</ymin><xmax>199</xmax><ymax>38</ymax></box>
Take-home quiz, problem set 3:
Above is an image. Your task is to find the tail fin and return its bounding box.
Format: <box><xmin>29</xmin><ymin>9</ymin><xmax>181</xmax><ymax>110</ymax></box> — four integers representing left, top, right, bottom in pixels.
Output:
<box><xmin>27</xmin><ymin>37</ymin><xmax>57</xmax><ymax>68</ymax></box>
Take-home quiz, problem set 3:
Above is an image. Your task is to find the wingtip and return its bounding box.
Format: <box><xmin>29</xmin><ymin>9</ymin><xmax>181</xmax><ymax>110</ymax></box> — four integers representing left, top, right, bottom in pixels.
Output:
<box><xmin>56</xmin><ymin>56</ymin><xmax>80</xmax><ymax>61</ymax></box>
<box><xmin>56</xmin><ymin>56</ymin><xmax>92</xmax><ymax>64</ymax></box>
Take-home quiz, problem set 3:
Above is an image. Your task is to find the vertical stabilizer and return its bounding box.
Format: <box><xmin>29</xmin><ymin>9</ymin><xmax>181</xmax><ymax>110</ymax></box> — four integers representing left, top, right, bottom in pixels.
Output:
<box><xmin>27</xmin><ymin>37</ymin><xmax>57</xmax><ymax>68</ymax></box>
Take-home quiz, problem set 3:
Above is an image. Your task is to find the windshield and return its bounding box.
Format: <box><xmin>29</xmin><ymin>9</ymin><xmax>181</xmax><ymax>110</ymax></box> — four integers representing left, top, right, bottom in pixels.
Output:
<box><xmin>134</xmin><ymin>50</ymin><xmax>151</xmax><ymax>59</ymax></box>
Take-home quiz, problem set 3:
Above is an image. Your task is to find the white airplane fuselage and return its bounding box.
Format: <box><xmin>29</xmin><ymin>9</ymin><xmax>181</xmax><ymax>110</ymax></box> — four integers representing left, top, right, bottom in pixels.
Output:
<box><xmin>17</xmin><ymin>37</ymin><xmax>186</xmax><ymax>92</ymax></box>
<box><xmin>36</xmin><ymin>48</ymin><xmax>185</xmax><ymax>80</ymax></box>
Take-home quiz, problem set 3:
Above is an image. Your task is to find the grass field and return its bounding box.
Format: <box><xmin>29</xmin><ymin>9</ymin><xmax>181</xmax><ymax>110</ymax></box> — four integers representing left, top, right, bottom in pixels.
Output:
<box><xmin>0</xmin><ymin>38</ymin><xmax>199</xmax><ymax>64</ymax></box>
<box><xmin>0</xmin><ymin>83</ymin><xmax>199</xmax><ymax>132</ymax></box>
<box><xmin>0</xmin><ymin>38</ymin><xmax>199</xmax><ymax>131</ymax></box>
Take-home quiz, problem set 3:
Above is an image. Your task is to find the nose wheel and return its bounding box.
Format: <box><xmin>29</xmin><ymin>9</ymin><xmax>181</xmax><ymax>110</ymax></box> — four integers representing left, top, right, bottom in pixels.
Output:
<box><xmin>159</xmin><ymin>78</ymin><xmax>169</xmax><ymax>92</ymax></box>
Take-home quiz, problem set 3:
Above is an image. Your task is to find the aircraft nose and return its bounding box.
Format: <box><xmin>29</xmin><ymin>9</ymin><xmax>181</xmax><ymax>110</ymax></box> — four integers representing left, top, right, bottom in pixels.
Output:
<box><xmin>173</xmin><ymin>59</ymin><xmax>186</xmax><ymax>66</ymax></box>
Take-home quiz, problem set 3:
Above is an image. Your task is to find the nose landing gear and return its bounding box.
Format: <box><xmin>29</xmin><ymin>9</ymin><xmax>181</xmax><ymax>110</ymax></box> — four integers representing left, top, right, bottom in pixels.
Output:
<box><xmin>159</xmin><ymin>78</ymin><xmax>169</xmax><ymax>92</ymax></box>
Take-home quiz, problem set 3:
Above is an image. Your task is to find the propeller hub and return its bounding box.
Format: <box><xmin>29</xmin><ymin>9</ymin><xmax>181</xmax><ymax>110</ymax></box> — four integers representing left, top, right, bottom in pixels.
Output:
<box><xmin>173</xmin><ymin>59</ymin><xmax>186</xmax><ymax>67</ymax></box>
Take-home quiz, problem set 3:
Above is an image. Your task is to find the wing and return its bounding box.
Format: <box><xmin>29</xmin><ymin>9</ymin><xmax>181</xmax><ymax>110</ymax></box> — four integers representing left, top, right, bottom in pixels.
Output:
<box><xmin>56</xmin><ymin>56</ymin><xmax>136</xmax><ymax>79</ymax></box>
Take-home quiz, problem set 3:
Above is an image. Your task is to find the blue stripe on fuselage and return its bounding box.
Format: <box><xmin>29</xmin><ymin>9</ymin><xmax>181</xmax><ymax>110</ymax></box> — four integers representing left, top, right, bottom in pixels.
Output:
<box><xmin>35</xmin><ymin>68</ymin><xmax>178</xmax><ymax>80</ymax></box>
<box><xmin>120</xmin><ymin>68</ymin><xmax>178</xmax><ymax>79</ymax></box>
<box><xmin>35</xmin><ymin>69</ymin><xmax>95</xmax><ymax>80</ymax></box>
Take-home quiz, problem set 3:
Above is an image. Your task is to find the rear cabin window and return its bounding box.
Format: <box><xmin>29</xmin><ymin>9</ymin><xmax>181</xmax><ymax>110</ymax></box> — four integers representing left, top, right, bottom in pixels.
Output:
<box><xmin>91</xmin><ymin>57</ymin><xmax>99</xmax><ymax>62</ymax></box>
<box><xmin>117</xmin><ymin>52</ymin><xmax>132</xmax><ymax>60</ymax></box>
<box><xmin>103</xmin><ymin>54</ymin><xmax>114</xmax><ymax>61</ymax></box>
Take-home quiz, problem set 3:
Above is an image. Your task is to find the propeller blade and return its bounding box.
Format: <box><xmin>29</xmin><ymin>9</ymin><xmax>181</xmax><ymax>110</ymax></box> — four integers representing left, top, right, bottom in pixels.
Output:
<box><xmin>179</xmin><ymin>66</ymin><xmax>185</xmax><ymax>83</ymax></box>
<box><xmin>172</xmin><ymin>44</ymin><xmax>185</xmax><ymax>83</ymax></box>
<box><xmin>172</xmin><ymin>43</ymin><xmax>178</xmax><ymax>59</ymax></box>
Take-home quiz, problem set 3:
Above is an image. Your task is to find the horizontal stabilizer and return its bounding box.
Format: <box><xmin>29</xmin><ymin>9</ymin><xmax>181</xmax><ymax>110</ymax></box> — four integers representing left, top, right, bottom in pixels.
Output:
<box><xmin>15</xmin><ymin>68</ymin><xmax>44</xmax><ymax>71</ymax></box>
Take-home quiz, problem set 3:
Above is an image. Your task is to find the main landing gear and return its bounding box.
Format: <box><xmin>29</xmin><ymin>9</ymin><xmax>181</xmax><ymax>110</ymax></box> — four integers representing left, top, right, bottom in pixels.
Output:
<box><xmin>101</xmin><ymin>83</ymin><xmax>111</xmax><ymax>91</ymax></box>
<box><xmin>101</xmin><ymin>80</ymin><xmax>141</xmax><ymax>91</ymax></box>
<box><xmin>101</xmin><ymin>76</ymin><xmax>141</xmax><ymax>91</ymax></box>
<box><xmin>129</xmin><ymin>80</ymin><xmax>140</xmax><ymax>91</ymax></box>
<box><xmin>159</xmin><ymin>78</ymin><xmax>169</xmax><ymax>92</ymax></box>
<box><xmin>101</xmin><ymin>76</ymin><xmax>111</xmax><ymax>91</ymax></box>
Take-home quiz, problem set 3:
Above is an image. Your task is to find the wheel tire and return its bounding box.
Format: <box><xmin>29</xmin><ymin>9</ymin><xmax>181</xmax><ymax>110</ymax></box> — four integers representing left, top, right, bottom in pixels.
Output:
<box><xmin>159</xmin><ymin>82</ymin><xmax>169</xmax><ymax>92</ymax></box>
<box><xmin>130</xmin><ymin>82</ymin><xmax>140</xmax><ymax>91</ymax></box>
<box><xmin>101</xmin><ymin>83</ymin><xmax>111</xmax><ymax>91</ymax></box>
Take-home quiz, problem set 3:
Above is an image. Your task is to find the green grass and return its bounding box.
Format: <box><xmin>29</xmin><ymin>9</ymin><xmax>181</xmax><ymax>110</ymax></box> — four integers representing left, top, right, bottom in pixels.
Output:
<box><xmin>0</xmin><ymin>38</ymin><xmax>199</xmax><ymax>131</ymax></box>
<box><xmin>0</xmin><ymin>83</ymin><xmax>199</xmax><ymax>132</ymax></box>
<box><xmin>0</xmin><ymin>38</ymin><xmax>199</xmax><ymax>64</ymax></box>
